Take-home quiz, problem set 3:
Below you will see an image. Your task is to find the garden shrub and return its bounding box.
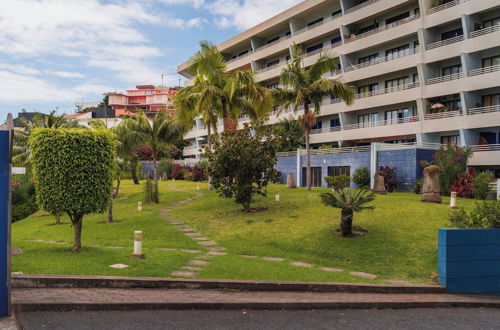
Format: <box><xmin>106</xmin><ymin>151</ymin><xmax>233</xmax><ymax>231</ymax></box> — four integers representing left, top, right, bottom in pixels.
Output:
<box><xmin>192</xmin><ymin>165</ymin><xmax>207</xmax><ymax>181</ymax></box>
<box><xmin>11</xmin><ymin>175</ymin><xmax>38</xmax><ymax>222</ymax></box>
<box><xmin>158</xmin><ymin>159</ymin><xmax>174</xmax><ymax>179</ymax></box>
<box><xmin>352</xmin><ymin>167</ymin><xmax>370</xmax><ymax>188</ymax></box>
<box><xmin>183</xmin><ymin>171</ymin><xmax>194</xmax><ymax>181</ymax></box>
<box><xmin>449</xmin><ymin>201</ymin><xmax>500</xmax><ymax>228</ymax></box>
<box><xmin>29</xmin><ymin>128</ymin><xmax>115</xmax><ymax>253</ymax></box>
<box><xmin>431</xmin><ymin>145</ymin><xmax>472</xmax><ymax>195</ymax></box>
<box><xmin>172</xmin><ymin>164</ymin><xmax>192</xmax><ymax>180</ymax></box>
<box><xmin>471</xmin><ymin>171</ymin><xmax>493</xmax><ymax>200</ymax></box>
<box><xmin>451</xmin><ymin>168</ymin><xmax>475</xmax><ymax>198</ymax></box>
<box><xmin>324</xmin><ymin>175</ymin><xmax>350</xmax><ymax>192</ymax></box>
<box><xmin>378</xmin><ymin>166</ymin><xmax>399</xmax><ymax>192</ymax></box>
<box><xmin>414</xmin><ymin>177</ymin><xmax>423</xmax><ymax>194</ymax></box>
<box><xmin>134</xmin><ymin>146</ymin><xmax>154</xmax><ymax>160</ymax></box>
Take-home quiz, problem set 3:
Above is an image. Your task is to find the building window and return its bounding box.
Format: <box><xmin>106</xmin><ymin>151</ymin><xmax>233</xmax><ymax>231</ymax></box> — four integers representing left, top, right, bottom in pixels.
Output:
<box><xmin>443</xmin><ymin>99</ymin><xmax>462</xmax><ymax>111</ymax></box>
<box><xmin>311</xmin><ymin>121</ymin><xmax>322</xmax><ymax>130</ymax></box>
<box><xmin>357</xmin><ymin>113</ymin><xmax>378</xmax><ymax>126</ymax></box>
<box><xmin>330</xmin><ymin>118</ymin><xmax>340</xmax><ymax>127</ymax></box>
<box><xmin>413</xmin><ymin>73</ymin><xmax>419</xmax><ymax>84</ymax></box>
<box><xmin>145</xmin><ymin>91</ymin><xmax>153</xmax><ymax>95</ymax></box>
<box><xmin>385</xmin><ymin>107</ymin><xmax>417</xmax><ymax>124</ymax></box>
<box><xmin>302</xmin><ymin>167</ymin><xmax>322</xmax><ymax>187</ymax></box>
<box><xmin>328</xmin><ymin>166</ymin><xmax>351</xmax><ymax>177</ymax></box>
<box><xmin>385</xmin><ymin>12</ymin><xmax>409</xmax><ymax>25</ymax></box>
<box><xmin>267</xmin><ymin>59</ymin><xmax>279</xmax><ymax>67</ymax></box>
<box><xmin>358</xmin><ymin>22</ymin><xmax>379</xmax><ymax>34</ymax></box>
<box><xmin>442</xmin><ymin>64</ymin><xmax>462</xmax><ymax>76</ymax></box>
<box><xmin>482</xmin><ymin>93</ymin><xmax>500</xmax><ymax>107</ymax></box>
<box><xmin>266</xmin><ymin>36</ymin><xmax>280</xmax><ymax>44</ymax></box>
<box><xmin>306</xmin><ymin>43</ymin><xmax>323</xmax><ymax>53</ymax></box>
<box><xmin>441</xmin><ymin>135</ymin><xmax>461</xmax><ymax>145</ymax></box>
<box><xmin>238</xmin><ymin>50</ymin><xmax>249</xmax><ymax>56</ymax></box>
<box><xmin>286</xmin><ymin>55</ymin><xmax>290</xmax><ymax>62</ymax></box>
<box><xmin>482</xmin><ymin>55</ymin><xmax>500</xmax><ymax>68</ymax></box>
<box><xmin>385</xmin><ymin>76</ymin><xmax>410</xmax><ymax>89</ymax></box>
<box><xmin>308</xmin><ymin>17</ymin><xmax>324</xmax><ymax>26</ymax></box>
<box><xmin>441</xmin><ymin>28</ymin><xmax>463</xmax><ymax>41</ymax></box>
<box><xmin>267</xmin><ymin>83</ymin><xmax>279</xmax><ymax>90</ymax></box>
<box><xmin>358</xmin><ymin>83</ymin><xmax>378</xmax><ymax>94</ymax></box>
<box><xmin>482</xmin><ymin>17</ymin><xmax>500</xmax><ymax>28</ymax></box>
<box><xmin>331</xmin><ymin>36</ymin><xmax>342</xmax><ymax>45</ymax></box>
<box><xmin>358</xmin><ymin>53</ymin><xmax>378</xmax><ymax>64</ymax></box>
<box><xmin>285</xmin><ymin>31</ymin><xmax>291</xmax><ymax>36</ymax></box>
<box><xmin>332</xmin><ymin>9</ymin><xmax>342</xmax><ymax>17</ymax></box>
<box><xmin>385</xmin><ymin>44</ymin><xmax>409</xmax><ymax>58</ymax></box>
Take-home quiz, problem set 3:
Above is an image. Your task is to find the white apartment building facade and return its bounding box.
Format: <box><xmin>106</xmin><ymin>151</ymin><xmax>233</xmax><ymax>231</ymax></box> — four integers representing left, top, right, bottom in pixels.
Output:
<box><xmin>177</xmin><ymin>0</ymin><xmax>500</xmax><ymax>175</ymax></box>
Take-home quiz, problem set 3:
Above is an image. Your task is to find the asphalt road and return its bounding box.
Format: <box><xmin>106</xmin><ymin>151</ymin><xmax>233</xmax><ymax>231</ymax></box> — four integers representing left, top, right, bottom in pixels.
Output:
<box><xmin>19</xmin><ymin>308</ymin><xmax>500</xmax><ymax>330</ymax></box>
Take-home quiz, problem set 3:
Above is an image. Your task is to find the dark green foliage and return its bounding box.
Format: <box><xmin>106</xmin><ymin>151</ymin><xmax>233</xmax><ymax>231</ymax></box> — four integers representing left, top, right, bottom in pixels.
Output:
<box><xmin>324</xmin><ymin>175</ymin><xmax>350</xmax><ymax>192</ymax></box>
<box><xmin>11</xmin><ymin>175</ymin><xmax>38</xmax><ymax>222</ymax></box>
<box><xmin>352</xmin><ymin>167</ymin><xmax>370</xmax><ymax>188</ymax></box>
<box><xmin>471</xmin><ymin>171</ymin><xmax>493</xmax><ymax>200</ymax></box>
<box><xmin>142</xmin><ymin>179</ymin><xmax>159</xmax><ymax>203</ymax></box>
<box><xmin>430</xmin><ymin>145</ymin><xmax>472</xmax><ymax>195</ymax></box>
<box><xmin>449</xmin><ymin>201</ymin><xmax>500</xmax><ymax>228</ymax></box>
<box><xmin>414</xmin><ymin>178</ymin><xmax>423</xmax><ymax>194</ymax></box>
<box><xmin>205</xmin><ymin>126</ymin><xmax>280</xmax><ymax>211</ymax></box>
<box><xmin>158</xmin><ymin>159</ymin><xmax>174</xmax><ymax>179</ymax></box>
<box><xmin>29</xmin><ymin>128</ymin><xmax>116</xmax><ymax>252</ymax></box>
<box><xmin>320</xmin><ymin>189</ymin><xmax>375</xmax><ymax>237</ymax></box>
<box><xmin>272</xmin><ymin>118</ymin><xmax>304</xmax><ymax>151</ymax></box>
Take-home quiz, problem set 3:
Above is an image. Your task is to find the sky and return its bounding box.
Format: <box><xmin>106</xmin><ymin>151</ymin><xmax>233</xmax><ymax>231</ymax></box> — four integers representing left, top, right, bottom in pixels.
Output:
<box><xmin>0</xmin><ymin>0</ymin><xmax>302</xmax><ymax>121</ymax></box>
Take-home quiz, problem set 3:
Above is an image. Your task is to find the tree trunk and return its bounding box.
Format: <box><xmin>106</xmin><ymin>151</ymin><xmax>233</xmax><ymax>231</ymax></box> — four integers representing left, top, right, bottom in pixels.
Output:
<box><xmin>107</xmin><ymin>193</ymin><xmax>113</xmax><ymax>223</ymax></box>
<box><xmin>131</xmin><ymin>158</ymin><xmax>139</xmax><ymax>184</ymax></box>
<box><xmin>304</xmin><ymin>103</ymin><xmax>312</xmax><ymax>190</ymax></box>
<box><xmin>207</xmin><ymin>125</ymin><xmax>213</xmax><ymax>191</ymax></box>
<box><xmin>113</xmin><ymin>177</ymin><xmax>121</xmax><ymax>199</ymax></box>
<box><xmin>55</xmin><ymin>214</ymin><xmax>61</xmax><ymax>225</ymax></box>
<box><xmin>340</xmin><ymin>208</ymin><xmax>353</xmax><ymax>237</ymax></box>
<box><xmin>153</xmin><ymin>157</ymin><xmax>159</xmax><ymax>203</ymax></box>
<box><xmin>70</xmin><ymin>214</ymin><xmax>83</xmax><ymax>253</ymax></box>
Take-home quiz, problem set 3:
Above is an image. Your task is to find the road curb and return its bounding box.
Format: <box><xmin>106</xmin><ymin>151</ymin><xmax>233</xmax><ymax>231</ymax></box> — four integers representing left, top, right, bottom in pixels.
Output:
<box><xmin>11</xmin><ymin>274</ymin><xmax>445</xmax><ymax>293</ymax></box>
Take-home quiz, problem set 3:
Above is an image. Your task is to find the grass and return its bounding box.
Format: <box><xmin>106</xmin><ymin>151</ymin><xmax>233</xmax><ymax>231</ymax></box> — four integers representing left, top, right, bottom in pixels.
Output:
<box><xmin>12</xmin><ymin>180</ymin><xmax>478</xmax><ymax>284</ymax></box>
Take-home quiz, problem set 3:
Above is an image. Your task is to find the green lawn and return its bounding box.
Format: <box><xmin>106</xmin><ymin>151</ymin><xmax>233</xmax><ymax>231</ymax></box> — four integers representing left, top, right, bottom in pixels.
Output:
<box><xmin>12</xmin><ymin>180</ymin><xmax>477</xmax><ymax>284</ymax></box>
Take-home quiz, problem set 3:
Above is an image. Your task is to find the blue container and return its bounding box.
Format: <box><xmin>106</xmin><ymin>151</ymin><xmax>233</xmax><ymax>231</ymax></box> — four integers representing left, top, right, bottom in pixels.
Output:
<box><xmin>438</xmin><ymin>228</ymin><xmax>500</xmax><ymax>295</ymax></box>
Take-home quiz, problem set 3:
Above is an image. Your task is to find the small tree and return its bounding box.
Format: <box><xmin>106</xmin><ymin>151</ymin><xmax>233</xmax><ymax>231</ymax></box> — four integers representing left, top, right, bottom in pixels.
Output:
<box><xmin>352</xmin><ymin>167</ymin><xmax>370</xmax><ymax>188</ymax></box>
<box><xmin>471</xmin><ymin>171</ymin><xmax>493</xmax><ymax>200</ymax></box>
<box><xmin>320</xmin><ymin>189</ymin><xmax>375</xmax><ymax>237</ymax></box>
<box><xmin>30</xmin><ymin>129</ymin><xmax>115</xmax><ymax>253</ymax></box>
<box><xmin>205</xmin><ymin>126</ymin><xmax>280</xmax><ymax>211</ymax></box>
<box><xmin>432</xmin><ymin>145</ymin><xmax>472</xmax><ymax>195</ymax></box>
<box><xmin>324</xmin><ymin>175</ymin><xmax>350</xmax><ymax>192</ymax></box>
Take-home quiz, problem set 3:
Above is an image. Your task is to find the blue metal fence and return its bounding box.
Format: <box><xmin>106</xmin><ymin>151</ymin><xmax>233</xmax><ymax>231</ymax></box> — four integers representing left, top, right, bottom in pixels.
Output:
<box><xmin>0</xmin><ymin>130</ymin><xmax>10</xmax><ymax>317</ymax></box>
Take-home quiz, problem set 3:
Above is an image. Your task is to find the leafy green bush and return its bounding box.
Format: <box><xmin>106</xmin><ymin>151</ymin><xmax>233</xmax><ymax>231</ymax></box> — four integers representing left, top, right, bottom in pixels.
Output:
<box><xmin>11</xmin><ymin>174</ymin><xmax>38</xmax><ymax>222</ymax></box>
<box><xmin>414</xmin><ymin>177</ymin><xmax>423</xmax><ymax>194</ymax></box>
<box><xmin>29</xmin><ymin>128</ymin><xmax>116</xmax><ymax>253</ymax></box>
<box><xmin>471</xmin><ymin>171</ymin><xmax>493</xmax><ymax>200</ymax></box>
<box><xmin>352</xmin><ymin>167</ymin><xmax>370</xmax><ymax>188</ymax></box>
<box><xmin>158</xmin><ymin>159</ymin><xmax>174</xmax><ymax>179</ymax></box>
<box><xmin>449</xmin><ymin>201</ymin><xmax>500</xmax><ymax>228</ymax></box>
<box><xmin>431</xmin><ymin>145</ymin><xmax>472</xmax><ymax>195</ymax></box>
<box><xmin>324</xmin><ymin>175</ymin><xmax>350</xmax><ymax>192</ymax></box>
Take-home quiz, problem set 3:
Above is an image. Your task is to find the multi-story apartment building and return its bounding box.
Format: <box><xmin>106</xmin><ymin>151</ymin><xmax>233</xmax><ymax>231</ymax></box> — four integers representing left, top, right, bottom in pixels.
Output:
<box><xmin>177</xmin><ymin>0</ymin><xmax>500</xmax><ymax>187</ymax></box>
<box><xmin>106</xmin><ymin>85</ymin><xmax>179</xmax><ymax>117</ymax></box>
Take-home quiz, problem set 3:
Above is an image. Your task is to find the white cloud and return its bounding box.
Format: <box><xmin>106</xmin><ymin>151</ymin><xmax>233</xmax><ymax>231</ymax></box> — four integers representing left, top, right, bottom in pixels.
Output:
<box><xmin>45</xmin><ymin>70</ymin><xmax>86</xmax><ymax>79</ymax></box>
<box><xmin>0</xmin><ymin>63</ymin><xmax>40</xmax><ymax>76</ymax></box>
<box><xmin>159</xmin><ymin>0</ymin><xmax>206</xmax><ymax>9</ymax></box>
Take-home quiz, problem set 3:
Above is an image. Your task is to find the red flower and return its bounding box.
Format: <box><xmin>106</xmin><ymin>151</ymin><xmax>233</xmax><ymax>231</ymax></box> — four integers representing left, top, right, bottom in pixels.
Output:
<box><xmin>11</xmin><ymin>183</ymin><xmax>20</xmax><ymax>188</ymax></box>
<box><xmin>31</xmin><ymin>180</ymin><xmax>36</xmax><ymax>184</ymax></box>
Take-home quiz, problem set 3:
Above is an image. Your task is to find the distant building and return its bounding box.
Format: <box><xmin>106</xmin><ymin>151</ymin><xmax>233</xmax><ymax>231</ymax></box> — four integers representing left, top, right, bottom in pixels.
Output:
<box><xmin>66</xmin><ymin>107</ymin><xmax>135</xmax><ymax>128</ymax></box>
<box><xmin>74</xmin><ymin>101</ymin><xmax>100</xmax><ymax>113</ymax></box>
<box><xmin>106</xmin><ymin>85</ymin><xmax>179</xmax><ymax>117</ymax></box>
<box><xmin>13</xmin><ymin>111</ymin><xmax>44</xmax><ymax>127</ymax></box>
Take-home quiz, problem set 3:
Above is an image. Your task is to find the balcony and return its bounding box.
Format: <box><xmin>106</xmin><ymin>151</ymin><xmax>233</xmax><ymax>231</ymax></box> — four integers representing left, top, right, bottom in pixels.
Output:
<box><xmin>225</xmin><ymin>51</ymin><xmax>253</xmax><ymax>64</ymax></box>
<box><xmin>467</xmin><ymin>105</ymin><xmax>500</xmax><ymax>116</ymax></box>
<box><xmin>294</xmin><ymin>12</ymin><xmax>343</xmax><ymax>37</ymax></box>
<box><xmin>426</xmin><ymin>72</ymin><xmax>464</xmax><ymax>85</ymax></box>
<box><xmin>470</xmin><ymin>24</ymin><xmax>500</xmax><ymax>39</ymax></box>
<box><xmin>183</xmin><ymin>146</ymin><xmax>201</xmax><ymax>157</ymax></box>
<box><xmin>344</xmin><ymin>0</ymin><xmax>380</xmax><ymax>15</ymax></box>
<box><xmin>468</xmin><ymin>65</ymin><xmax>500</xmax><ymax>77</ymax></box>
<box><xmin>345</xmin><ymin>14</ymin><xmax>420</xmax><ymax>44</ymax></box>
<box><xmin>469</xmin><ymin>144</ymin><xmax>500</xmax><ymax>166</ymax></box>
<box><xmin>352</xmin><ymin>82</ymin><xmax>420</xmax><ymax>100</ymax></box>
<box><xmin>426</xmin><ymin>0</ymin><xmax>470</xmax><ymax>15</ymax></box>
<box><xmin>470</xmin><ymin>144</ymin><xmax>500</xmax><ymax>152</ymax></box>
<box><xmin>310</xmin><ymin>126</ymin><xmax>342</xmax><ymax>134</ymax></box>
<box><xmin>303</xmin><ymin>41</ymin><xmax>342</xmax><ymax>60</ymax></box>
<box><xmin>424</xmin><ymin>109</ymin><xmax>463</xmax><ymax>120</ymax></box>
<box><xmin>255</xmin><ymin>62</ymin><xmax>282</xmax><ymax>74</ymax></box>
<box><xmin>343</xmin><ymin>116</ymin><xmax>419</xmax><ymax>130</ymax></box>
<box><xmin>426</xmin><ymin>35</ymin><xmax>464</xmax><ymax>50</ymax></box>
<box><xmin>344</xmin><ymin>47</ymin><xmax>420</xmax><ymax>72</ymax></box>
<box><xmin>254</xmin><ymin>35</ymin><xmax>292</xmax><ymax>53</ymax></box>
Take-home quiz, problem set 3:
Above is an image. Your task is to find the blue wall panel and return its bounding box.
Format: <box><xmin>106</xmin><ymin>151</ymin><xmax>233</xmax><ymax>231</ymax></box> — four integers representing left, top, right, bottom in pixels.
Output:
<box><xmin>276</xmin><ymin>156</ymin><xmax>297</xmax><ymax>184</ymax></box>
<box><xmin>0</xmin><ymin>131</ymin><xmax>10</xmax><ymax>317</ymax></box>
<box><xmin>438</xmin><ymin>228</ymin><xmax>500</xmax><ymax>295</ymax></box>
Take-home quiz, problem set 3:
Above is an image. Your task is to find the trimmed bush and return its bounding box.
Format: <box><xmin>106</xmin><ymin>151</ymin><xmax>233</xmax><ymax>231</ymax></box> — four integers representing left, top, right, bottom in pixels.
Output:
<box><xmin>449</xmin><ymin>201</ymin><xmax>500</xmax><ymax>228</ymax></box>
<box><xmin>451</xmin><ymin>168</ymin><xmax>475</xmax><ymax>198</ymax></box>
<box><xmin>324</xmin><ymin>175</ymin><xmax>350</xmax><ymax>192</ymax></box>
<box><xmin>352</xmin><ymin>167</ymin><xmax>370</xmax><ymax>188</ymax></box>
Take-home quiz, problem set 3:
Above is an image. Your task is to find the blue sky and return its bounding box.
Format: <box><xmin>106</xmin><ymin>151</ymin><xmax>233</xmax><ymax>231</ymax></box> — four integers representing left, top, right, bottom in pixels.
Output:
<box><xmin>0</xmin><ymin>0</ymin><xmax>301</xmax><ymax>121</ymax></box>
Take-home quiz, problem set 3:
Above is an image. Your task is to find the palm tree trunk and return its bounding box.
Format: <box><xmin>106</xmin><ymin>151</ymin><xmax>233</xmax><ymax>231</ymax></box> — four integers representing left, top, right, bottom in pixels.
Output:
<box><xmin>207</xmin><ymin>125</ymin><xmax>214</xmax><ymax>190</ymax></box>
<box><xmin>340</xmin><ymin>208</ymin><xmax>353</xmax><ymax>237</ymax></box>
<box><xmin>304</xmin><ymin>103</ymin><xmax>312</xmax><ymax>190</ymax></box>
<box><xmin>131</xmin><ymin>158</ymin><xmax>139</xmax><ymax>184</ymax></box>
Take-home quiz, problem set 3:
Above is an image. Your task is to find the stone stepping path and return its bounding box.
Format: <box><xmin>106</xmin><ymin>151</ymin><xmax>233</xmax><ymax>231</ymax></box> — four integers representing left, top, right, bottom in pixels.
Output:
<box><xmin>290</xmin><ymin>261</ymin><xmax>313</xmax><ymax>268</ymax></box>
<box><xmin>351</xmin><ymin>271</ymin><xmax>377</xmax><ymax>280</ymax></box>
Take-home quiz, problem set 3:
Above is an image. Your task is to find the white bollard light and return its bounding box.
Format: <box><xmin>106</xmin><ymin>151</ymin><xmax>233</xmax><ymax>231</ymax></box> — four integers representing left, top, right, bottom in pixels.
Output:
<box><xmin>137</xmin><ymin>201</ymin><xmax>142</xmax><ymax>211</ymax></box>
<box><xmin>131</xmin><ymin>230</ymin><xmax>145</xmax><ymax>259</ymax></box>
<box><xmin>197</xmin><ymin>183</ymin><xmax>200</xmax><ymax>191</ymax></box>
<box><xmin>449</xmin><ymin>191</ymin><xmax>457</xmax><ymax>209</ymax></box>
<box><xmin>275</xmin><ymin>190</ymin><xmax>280</xmax><ymax>202</ymax></box>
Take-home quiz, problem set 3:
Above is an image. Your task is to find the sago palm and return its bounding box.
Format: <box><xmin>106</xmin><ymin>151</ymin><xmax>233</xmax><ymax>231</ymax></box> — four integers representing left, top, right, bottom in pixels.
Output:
<box><xmin>273</xmin><ymin>43</ymin><xmax>354</xmax><ymax>190</ymax></box>
<box><xmin>320</xmin><ymin>188</ymin><xmax>375</xmax><ymax>237</ymax></box>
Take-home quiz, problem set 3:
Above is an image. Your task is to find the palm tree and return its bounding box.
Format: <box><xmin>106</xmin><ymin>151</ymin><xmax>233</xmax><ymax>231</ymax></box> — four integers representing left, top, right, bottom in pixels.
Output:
<box><xmin>174</xmin><ymin>40</ymin><xmax>273</xmax><ymax>133</ymax></box>
<box><xmin>273</xmin><ymin>43</ymin><xmax>355</xmax><ymax>190</ymax></box>
<box><xmin>118</xmin><ymin>110</ymin><xmax>184</xmax><ymax>202</ymax></box>
<box><xmin>320</xmin><ymin>189</ymin><xmax>375</xmax><ymax>237</ymax></box>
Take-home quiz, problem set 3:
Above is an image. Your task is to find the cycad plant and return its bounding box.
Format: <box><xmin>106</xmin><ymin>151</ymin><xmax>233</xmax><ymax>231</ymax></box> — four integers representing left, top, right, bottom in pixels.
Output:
<box><xmin>320</xmin><ymin>188</ymin><xmax>375</xmax><ymax>237</ymax></box>
<box><xmin>273</xmin><ymin>43</ymin><xmax>354</xmax><ymax>189</ymax></box>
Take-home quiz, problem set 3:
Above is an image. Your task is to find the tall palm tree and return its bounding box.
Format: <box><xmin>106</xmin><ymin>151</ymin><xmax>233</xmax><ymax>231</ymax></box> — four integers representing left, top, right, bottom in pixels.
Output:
<box><xmin>273</xmin><ymin>43</ymin><xmax>355</xmax><ymax>190</ymax></box>
<box><xmin>118</xmin><ymin>110</ymin><xmax>184</xmax><ymax>202</ymax></box>
<box><xmin>320</xmin><ymin>189</ymin><xmax>375</xmax><ymax>237</ymax></box>
<box><xmin>175</xmin><ymin>40</ymin><xmax>273</xmax><ymax>133</ymax></box>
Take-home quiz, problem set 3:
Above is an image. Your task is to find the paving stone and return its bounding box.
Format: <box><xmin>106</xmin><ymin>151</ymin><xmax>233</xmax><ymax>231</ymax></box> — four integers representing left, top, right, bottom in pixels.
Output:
<box><xmin>181</xmin><ymin>249</ymin><xmax>201</xmax><ymax>253</ymax></box>
<box><xmin>181</xmin><ymin>266</ymin><xmax>202</xmax><ymax>271</ymax></box>
<box><xmin>351</xmin><ymin>271</ymin><xmax>377</xmax><ymax>280</ymax></box>
<box><xmin>238</xmin><ymin>255</ymin><xmax>257</xmax><ymax>258</ymax></box>
<box><xmin>206</xmin><ymin>251</ymin><xmax>227</xmax><ymax>256</ymax></box>
<box><xmin>11</xmin><ymin>272</ymin><xmax>23</xmax><ymax>275</ymax></box>
<box><xmin>208</xmin><ymin>247</ymin><xmax>226</xmax><ymax>251</ymax></box>
<box><xmin>383</xmin><ymin>279</ymin><xmax>408</xmax><ymax>284</ymax></box>
<box><xmin>197</xmin><ymin>241</ymin><xmax>217</xmax><ymax>246</ymax></box>
<box><xmin>185</xmin><ymin>233</ymin><xmax>201</xmax><ymax>237</ymax></box>
<box><xmin>11</xmin><ymin>248</ymin><xmax>23</xmax><ymax>255</ymax></box>
<box><xmin>290</xmin><ymin>261</ymin><xmax>313</xmax><ymax>268</ymax></box>
<box><xmin>187</xmin><ymin>260</ymin><xmax>210</xmax><ymax>266</ymax></box>
<box><xmin>171</xmin><ymin>271</ymin><xmax>196</xmax><ymax>277</ymax></box>
<box><xmin>105</xmin><ymin>246</ymin><xmax>125</xmax><ymax>249</ymax></box>
<box><xmin>157</xmin><ymin>248</ymin><xmax>177</xmax><ymax>251</ymax></box>
<box><xmin>321</xmin><ymin>267</ymin><xmax>343</xmax><ymax>272</ymax></box>
<box><xmin>180</xmin><ymin>228</ymin><xmax>195</xmax><ymax>232</ymax></box>
<box><xmin>263</xmin><ymin>257</ymin><xmax>284</xmax><ymax>262</ymax></box>
<box><xmin>55</xmin><ymin>242</ymin><xmax>68</xmax><ymax>245</ymax></box>
<box><xmin>191</xmin><ymin>237</ymin><xmax>209</xmax><ymax>241</ymax></box>
<box><xmin>109</xmin><ymin>264</ymin><xmax>129</xmax><ymax>269</ymax></box>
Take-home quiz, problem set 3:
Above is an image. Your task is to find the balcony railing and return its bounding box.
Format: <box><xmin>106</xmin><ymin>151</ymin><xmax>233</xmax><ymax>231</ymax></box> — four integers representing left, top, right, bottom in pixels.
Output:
<box><xmin>294</xmin><ymin>11</ymin><xmax>342</xmax><ymax>36</ymax></box>
<box><xmin>424</xmin><ymin>109</ymin><xmax>463</xmax><ymax>120</ymax></box>
<box><xmin>344</xmin><ymin>47</ymin><xmax>420</xmax><ymax>72</ymax></box>
<box><xmin>468</xmin><ymin>64</ymin><xmax>500</xmax><ymax>77</ymax></box>
<box><xmin>310</xmin><ymin>126</ymin><xmax>342</xmax><ymax>134</ymax></box>
<box><xmin>343</xmin><ymin>116</ymin><xmax>419</xmax><ymax>130</ymax></box>
<box><xmin>470</xmin><ymin>23</ymin><xmax>500</xmax><ymax>39</ymax></box>
<box><xmin>426</xmin><ymin>72</ymin><xmax>464</xmax><ymax>85</ymax></box>
<box><xmin>225</xmin><ymin>51</ymin><xmax>253</xmax><ymax>64</ymax></box>
<box><xmin>255</xmin><ymin>34</ymin><xmax>292</xmax><ymax>52</ymax></box>
<box><xmin>344</xmin><ymin>14</ymin><xmax>420</xmax><ymax>44</ymax></box>
<box><xmin>467</xmin><ymin>105</ymin><xmax>500</xmax><ymax>115</ymax></box>
<box><xmin>255</xmin><ymin>63</ymin><xmax>281</xmax><ymax>73</ymax></box>
<box><xmin>426</xmin><ymin>35</ymin><xmax>464</xmax><ymax>50</ymax></box>
<box><xmin>303</xmin><ymin>41</ymin><xmax>343</xmax><ymax>59</ymax></box>
<box><xmin>470</xmin><ymin>144</ymin><xmax>500</xmax><ymax>152</ymax></box>
<box><xmin>345</xmin><ymin>0</ymin><xmax>380</xmax><ymax>14</ymax></box>
<box><xmin>426</xmin><ymin>0</ymin><xmax>469</xmax><ymax>15</ymax></box>
<box><xmin>354</xmin><ymin>82</ymin><xmax>420</xmax><ymax>100</ymax></box>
